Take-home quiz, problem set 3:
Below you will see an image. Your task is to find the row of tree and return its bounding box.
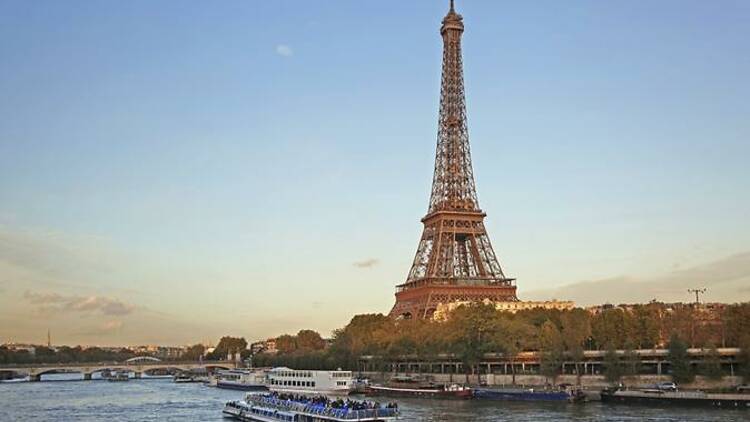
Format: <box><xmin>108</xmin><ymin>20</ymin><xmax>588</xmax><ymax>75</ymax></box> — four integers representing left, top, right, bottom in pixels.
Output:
<box><xmin>601</xmin><ymin>336</ymin><xmax>725</xmax><ymax>384</ymax></box>
<box><xmin>0</xmin><ymin>346</ymin><xmax>136</xmax><ymax>365</ymax></box>
<box><xmin>258</xmin><ymin>302</ymin><xmax>750</xmax><ymax>383</ymax></box>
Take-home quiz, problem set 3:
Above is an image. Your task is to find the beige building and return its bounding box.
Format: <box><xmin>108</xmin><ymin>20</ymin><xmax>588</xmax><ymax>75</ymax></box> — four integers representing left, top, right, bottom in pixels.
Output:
<box><xmin>433</xmin><ymin>298</ymin><xmax>575</xmax><ymax>321</ymax></box>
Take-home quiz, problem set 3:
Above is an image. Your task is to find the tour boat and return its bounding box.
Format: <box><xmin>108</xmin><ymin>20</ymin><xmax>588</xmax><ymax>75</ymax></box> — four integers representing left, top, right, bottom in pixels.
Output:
<box><xmin>174</xmin><ymin>373</ymin><xmax>199</xmax><ymax>383</ymax></box>
<box><xmin>222</xmin><ymin>392</ymin><xmax>399</xmax><ymax>421</ymax></box>
<box><xmin>106</xmin><ymin>371</ymin><xmax>129</xmax><ymax>382</ymax></box>
<box><xmin>215</xmin><ymin>369</ymin><xmax>269</xmax><ymax>391</ymax></box>
<box><xmin>268</xmin><ymin>367</ymin><xmax>354</xmax><ymax>396</ymax></box>
<box><xmin>474</xmin><ymin>385</ymin><xmax>586</xmax><ymax>402</ymax></box>
<box><xmin>601</xmin><ymin>386</ymin><xmax>750</xmax><ymax>409</ymax></box>
<box><xmin>367</xmin><ymin>375</ymin><xmax>472</xmax><ymax>399</ymax></box>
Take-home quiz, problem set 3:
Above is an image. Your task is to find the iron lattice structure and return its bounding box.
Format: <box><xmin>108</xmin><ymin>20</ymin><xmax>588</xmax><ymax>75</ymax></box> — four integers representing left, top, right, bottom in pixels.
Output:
<box><xmin>390</xmin><ymin>1</ymin><xmax>517</xmax><ymax>319</ymax></box>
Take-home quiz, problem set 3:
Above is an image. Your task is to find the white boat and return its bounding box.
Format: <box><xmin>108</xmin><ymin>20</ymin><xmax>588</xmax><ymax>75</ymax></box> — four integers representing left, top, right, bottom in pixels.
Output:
<box><xmin>222</xmin><ymin>393</ymin><xmax>399</xmax><ymax>421</ymax></box>
<box><xmin>268</xmin><ymin>367</ymin><xmax>353</xmax><ymax>396</ymax></box>
<box><xmin>215</xmin><ymin>369</ymin><xmax>268</xmax><ymax>391</ymax></box>
<box><xmin>106</xmin><ymin>371</ymin><xmax>129</xmax><ymax>382</ymax></box>
<box><xmin>174</xmin><ymin>374</ymin><xmax>197</xmax><ymax>383</ymax></box>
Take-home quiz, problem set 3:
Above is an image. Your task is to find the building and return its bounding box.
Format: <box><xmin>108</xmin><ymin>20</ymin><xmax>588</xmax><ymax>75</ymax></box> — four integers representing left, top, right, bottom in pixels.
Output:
<box><xmin>432</xmin><ymin>299</ymin><xmax>575</xmax><ymax>321</ymax></box>
<box><xmin>127</xmin><ymin>345</ymin><xmax>185</xmax><ymax>360</ymax></box>
<box><xmin>250</xmin><ymin>338</ymin><xmax>278</xmax><ymax>355</ymax></box>
<box><xmin>1</xmin><ymin>343</ymin><xmax>37</xmax><ymax>355</ymax></box>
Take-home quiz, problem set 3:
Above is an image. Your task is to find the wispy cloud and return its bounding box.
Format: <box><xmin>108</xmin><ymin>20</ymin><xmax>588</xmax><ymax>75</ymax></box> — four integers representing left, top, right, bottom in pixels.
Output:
<box><xmin>523</xmin><ymin>252</ymin><xmax>750</xmax><ymax>305</ymax></box>
<box><xmin>23</xmin><ymin>290</ymin><xmax>136</xmax><ymax>316</ymax></box>
<box><xmin>353</xmin><ymin>258</ymin><xmax>379</xmax><ymax>269</ymax></box>
<box><xmin>275</xmin><ymin>44</ymin><xmax>293</xmax><ymax>57</ymax></box>
<box><xmin>76</xmin><ymin>320</ymin><xmax>124</xmax><ymax>337</ymax></box>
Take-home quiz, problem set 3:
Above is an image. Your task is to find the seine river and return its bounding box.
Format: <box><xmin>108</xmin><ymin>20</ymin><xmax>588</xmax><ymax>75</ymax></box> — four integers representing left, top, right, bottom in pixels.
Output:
<box><xmin>0</xmin><ymin>375</ymin><xmax>747</xmax><ymax>421</ymax></box>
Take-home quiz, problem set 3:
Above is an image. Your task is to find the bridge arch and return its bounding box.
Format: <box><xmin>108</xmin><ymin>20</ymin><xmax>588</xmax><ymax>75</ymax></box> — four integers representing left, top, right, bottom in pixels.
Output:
<box><xmin>125</xmin><ymin>356</ymin><xmax>161</xmax><ymax>363</ymax></box>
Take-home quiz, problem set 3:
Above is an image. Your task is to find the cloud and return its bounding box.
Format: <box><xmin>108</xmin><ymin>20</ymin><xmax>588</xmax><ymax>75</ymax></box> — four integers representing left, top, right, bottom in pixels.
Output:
<box><xmin>102</xmin><ymin>320</ymin><xmax>123</xmax><ymax>330</ymax></box>
<box><xmin>76</xmin><ymin>320</ymin><xmax>123</xmax><ymax>337</ymax></box>
<box><xmin>275</xmin><ymin>44</ymin><xmax>293</xmax><ymax>57</ymax></box>
<box><xmin>353</xmin><ymin>258</ymin><xmax>379</xmax><ymax>269</ymax></box>
<box><xmin>523</xmin><ymin>252</ymin><xmax>750</xmax><ymax>305</ymax></box>
<box><xmin>23</xmin><ymin>291</ymin><xmax>136</xmax><ymax>316</ymax></box>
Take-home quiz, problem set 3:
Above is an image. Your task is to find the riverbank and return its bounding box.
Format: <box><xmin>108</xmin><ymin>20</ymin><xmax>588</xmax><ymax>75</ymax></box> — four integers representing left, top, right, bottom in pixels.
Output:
<box><xmin>361</xmin><ymin>372</ymin><xmax>745</xmax><ymax>391</ymax></box>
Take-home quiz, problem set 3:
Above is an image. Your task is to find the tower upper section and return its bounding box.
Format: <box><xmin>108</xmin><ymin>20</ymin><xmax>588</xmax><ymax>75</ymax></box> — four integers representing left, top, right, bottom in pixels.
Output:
<box><xmin>428</xmin><ymin>0</ymin><xmax>479</xmax><ymax>215</ymax></box>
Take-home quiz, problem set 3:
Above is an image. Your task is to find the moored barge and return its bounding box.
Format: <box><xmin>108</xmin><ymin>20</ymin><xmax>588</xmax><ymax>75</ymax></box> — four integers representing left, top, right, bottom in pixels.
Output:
<box><xmin>601</xmin><ymin>387</ymin><xmax>750</xmax><ymax>409</ymax></box>
<box><xmin>474</xmin><ymin>386</ymin><xmax>585</xmax><ymax>402</ymax></box>
<box><xmin>367</xmin><ymin>375</ymin><xmax>472</xmax><ymax>399</ymax></box>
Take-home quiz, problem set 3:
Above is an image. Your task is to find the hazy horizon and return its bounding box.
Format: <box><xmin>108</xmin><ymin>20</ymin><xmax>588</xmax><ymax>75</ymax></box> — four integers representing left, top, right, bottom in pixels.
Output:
<box><xmin>2</xmin><ymin>0</ymin><xmax>749</xmax><ymax>346</ymax></box>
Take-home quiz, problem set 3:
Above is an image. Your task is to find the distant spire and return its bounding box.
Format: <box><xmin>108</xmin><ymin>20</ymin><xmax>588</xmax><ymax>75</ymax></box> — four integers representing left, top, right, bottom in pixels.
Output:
<box><xmin>450</xmin><ymin>0</ymin><xmax>455</xmax><ymax>13</ymax></box>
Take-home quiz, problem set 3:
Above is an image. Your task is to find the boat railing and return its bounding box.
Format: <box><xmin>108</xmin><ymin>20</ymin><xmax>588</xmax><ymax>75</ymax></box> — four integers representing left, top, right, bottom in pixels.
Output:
<box><xmin>247</xmin><ymin>396</ymin><xmax>399</xmax><ymax>419</ymax></box>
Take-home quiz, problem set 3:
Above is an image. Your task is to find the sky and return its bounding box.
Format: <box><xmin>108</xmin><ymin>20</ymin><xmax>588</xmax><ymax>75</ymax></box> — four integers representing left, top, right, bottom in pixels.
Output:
<box><xmin>1</xmin><ymin>0</ymin><xmax>749</xmax><ymax>347</ymax></box>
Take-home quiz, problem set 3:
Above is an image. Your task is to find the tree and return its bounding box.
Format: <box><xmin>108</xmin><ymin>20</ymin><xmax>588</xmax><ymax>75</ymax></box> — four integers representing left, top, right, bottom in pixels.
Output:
<box><xmin>296</xmin><ymin>330</ymin><xmax>326</xmax><ymax>351</ymax></box>
<box><xmin>444</xmin><ymin>303</ymin><xmax>504</xmax><ymax>384</ymax></box>
<box><xmin>209</xmin><ymin>336</ymin><xmax>247</xmax><ymax>360</ymax></box>
<box><xmin>560</xmin><ymin>309</ymin><xmax>590</xmax><ymax>384</ymax></box>
<box><xmin>668</xmin><ymin>335</ymin><xmax>694</xmax><ymax>384</ymax></box>
<box><xmin>737</xmin><ymin>335</ymin><xmax>750</xmax><ymax>383</ymax></box>
<box><xmin>591</xmin><ymin>309</ymin><xmax>627</xmax><ymax>349</ymax></box>
<box><xmin>275</xmin><ymin>335</ymin><xmax>298</xmax><ymax>355</ymax></box>
<box><xmin>500</xmin><ymin>318</ymin><xmax>535</xmax><ymax>385</ymax></box>
<box><xmin>539</xmin><ymin>320</ymin><xmax>564</xmax><ymax>384</ymax></box>
<box><xmin>699</xmin><ymin>343</ymin><xmax>723</xmax><ymax>381</ymax></box>
<box><xmin>621</xmin><ymin>344</ymin><xmax>641</xmax><ymax>378</ymax></box>
<box><xmin>183</xmin><ymin>344</ymin><xmax>206</xmax><ymax>361</ymax></box>
<box><xmin>603</xmin><ymin>344</ymin><xmax>623</xmax><ymax>384</ymax></box>
<box><xmin>328</xmin><ymin>313</ymin><xmax>396</xmax><ymax>370</ymax></box>
<box><xmin>723</xmin><ymin>304</ymin><xmax>750</xmax><ymax>347</ymax></box>
<box><xmin>631</xmin><ymin>305</ymin><xmax>661</xmax><ymax>348</ymax></box>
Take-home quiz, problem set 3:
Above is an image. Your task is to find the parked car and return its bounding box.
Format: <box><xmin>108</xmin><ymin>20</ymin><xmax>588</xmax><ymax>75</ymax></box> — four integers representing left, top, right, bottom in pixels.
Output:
<box><xmin>656</xmin><ymin>382</ymin><xmax>678</xmax><ymax>392</ymax></box>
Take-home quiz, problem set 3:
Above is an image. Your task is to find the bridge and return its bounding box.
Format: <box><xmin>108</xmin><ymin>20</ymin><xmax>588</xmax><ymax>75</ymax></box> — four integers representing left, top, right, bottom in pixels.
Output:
<box><xmin>0</xmin><ymin>358</ymin><xmax>237</xmax><ymax>382</ymax></box>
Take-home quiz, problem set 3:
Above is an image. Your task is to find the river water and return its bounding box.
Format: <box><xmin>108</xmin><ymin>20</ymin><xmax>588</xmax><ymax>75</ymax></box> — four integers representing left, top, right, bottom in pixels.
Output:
<box><xmin>0</xmin><ymin>375</ymin><xmax>747</xmax><ymax>421</ymax></box>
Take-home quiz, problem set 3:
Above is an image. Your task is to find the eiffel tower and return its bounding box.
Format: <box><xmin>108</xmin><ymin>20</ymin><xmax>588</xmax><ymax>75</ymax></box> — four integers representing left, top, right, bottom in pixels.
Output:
<box><xmin>389</xmin><ymin>1</ymin><xmax>518</xmax><ymax>319</ymax></box>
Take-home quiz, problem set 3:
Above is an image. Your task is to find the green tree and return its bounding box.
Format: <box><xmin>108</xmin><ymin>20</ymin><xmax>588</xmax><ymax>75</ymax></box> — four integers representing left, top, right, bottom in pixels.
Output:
<box><xmin>699</xmin><ymin>343</ymin><xmax>723</xmax><ymax>380</ymax></box>
<box><xmin>328</xmin><ymin>314</ymin><xmax>396</xmax><ymax>370</ymax></box>
<box><xmin>621</xmin><ymin>344</ymin><xmax>641</xmax><ymax>378</ymax></box>
<box><xmin>500</xmin><ymin>318</ymin><xmax>535</xmax><ymax>385</ymax></box>
<box><xmin>668</xmin><ymin>335</ymin><xmax>695</xmax><ymax>384</ymax></box>
<box><xmin>560</xmin><ymin>309</ymin><xmax>590</xmax><ymax>384</ymax></box>
<box><xmin>296</xmin><ymin>330</ymin><xmax>326</xmax><ymax>351</ymax></box>
<box><xmin>444</xmin><ymin>303</ymin><xmax>503</xmax><ymax>384</ymax></box>
<box><xmin>183</xmin><ymin>344</ymin><xmax>206</xmax><ymax>361</ymax></box>
<box><xmin>631</xmin><ymin>305</ymin><xmax>661</xmax><ymax>348</ymax></box>
<box><xmin>539</xmin><ymin>320</ymin><xmax>564</xmax><ymax>384</ymax></box>
<box><xmin>723</xmin><ymin>304</ymin><xmax>750</xmax><ymax>347</ymax></box>
<box><xmin>275</xmin><ymin>335</ymin><xmax>298</xmax><ymax>354</ymax></box>
<box><xmin>209</xmin><ymin>336</ymin><xmax>247</xmax><ymax>360</ymax></box>
<box><xmin>737</xmin><ymin>335</ymin><xmax>750</xmax><ymax>383</ymax></box>
<box><xmin>603</xmin><ymin>343</ymin><xmax>623</xmax><ymax>384</ymax></box>
<box><xmin>591</xmin><ymin>309</ymin><xmax>627</xmax><ymax>349</ymax></box>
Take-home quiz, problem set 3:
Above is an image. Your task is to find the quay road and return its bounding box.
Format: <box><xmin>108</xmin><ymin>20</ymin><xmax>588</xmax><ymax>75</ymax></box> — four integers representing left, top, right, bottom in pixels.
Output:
<box><xmin>0</xmin><ymin>357</ymin><xmax>236</xmax><ymax>381</ymax></box>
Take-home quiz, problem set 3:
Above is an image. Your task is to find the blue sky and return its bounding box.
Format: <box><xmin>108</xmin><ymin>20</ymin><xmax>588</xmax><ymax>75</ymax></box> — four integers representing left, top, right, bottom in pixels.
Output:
<box><xmin>1</xmin><ymin>0</ymin><xmax>749</xmax><ymax>345</ymax></box>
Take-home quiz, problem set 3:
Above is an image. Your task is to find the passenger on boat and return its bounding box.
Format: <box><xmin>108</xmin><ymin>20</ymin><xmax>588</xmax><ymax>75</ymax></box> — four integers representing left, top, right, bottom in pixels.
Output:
<box><xmin>268</xmin><ymin>392</ymin><xmax>395</xmax><ymax>412</ymax></box>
